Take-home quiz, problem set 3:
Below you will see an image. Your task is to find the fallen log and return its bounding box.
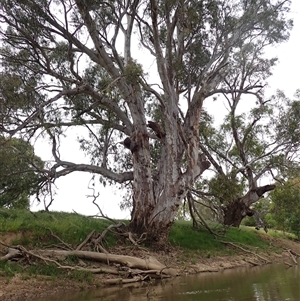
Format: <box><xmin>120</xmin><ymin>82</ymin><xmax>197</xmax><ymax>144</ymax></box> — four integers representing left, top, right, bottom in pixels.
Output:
<box><xmin>32</xmin><ymin>249</ymin><xmax>178</xmax><ymax>277</ymax></box>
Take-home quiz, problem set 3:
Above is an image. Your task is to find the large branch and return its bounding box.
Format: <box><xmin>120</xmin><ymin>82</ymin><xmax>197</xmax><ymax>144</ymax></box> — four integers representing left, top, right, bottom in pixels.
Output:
<box><xmin>243</xmin><ymin>184</ymin><xmax>276</xmax><ymax>206</ymax></box>
<box><xmin>6</xmin><ymin>90</ymin><xmax>73</xmax><ymax>136</ymax></box>
<box><xmin>149</xmin><ymin>0</ymin><xmax>172</xmax><ymax>96</ymax></box>
<box><xmin>49</xmin><ymin>161</ymin><xmax>133</xmax><ymax>184</ymax></box>
<box><xmin>43</xmin><ymin>127</ymin><xmax>133</xmax><ymax>183</ymax></box>
<box><xmin>74</xmin><ymin>1</ymin><xmax>121</xmax><ymax>78</ymax></box>
<box><xmin>83</xmin><ymin>85</ymin><xmax>133</xmax><ymax>133</ymax></box>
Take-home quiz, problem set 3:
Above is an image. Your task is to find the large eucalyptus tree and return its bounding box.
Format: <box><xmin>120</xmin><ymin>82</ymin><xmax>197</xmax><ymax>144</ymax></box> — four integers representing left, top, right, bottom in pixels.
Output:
<box><xmin>0</xmin><ymin>0</ymin><xmax>292</xmax><ymax>247</ymax></box>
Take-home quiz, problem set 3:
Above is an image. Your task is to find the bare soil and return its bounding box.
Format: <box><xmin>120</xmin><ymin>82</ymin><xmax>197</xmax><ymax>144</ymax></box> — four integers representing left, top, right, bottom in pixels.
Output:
<box><xmin>0</xmin><ymin>233</ymin><xmax>299</xmax><ymax>301</ymax></box>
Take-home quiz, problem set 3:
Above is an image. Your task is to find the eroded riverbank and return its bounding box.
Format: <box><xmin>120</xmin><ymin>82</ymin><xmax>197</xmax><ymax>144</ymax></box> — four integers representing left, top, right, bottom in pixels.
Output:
<box><xmin>1</xmin><ymin>236</ymin><xmax>299</xmax><ymax>301</ymax></box>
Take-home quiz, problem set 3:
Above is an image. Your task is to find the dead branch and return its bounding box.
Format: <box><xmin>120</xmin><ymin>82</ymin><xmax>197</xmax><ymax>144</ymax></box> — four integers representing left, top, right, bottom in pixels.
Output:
<box><xmin>287</xmin><ymin>249</ymin><xmax>298</xmax><ymax>265</ymax></box>
<box><xmin>0</xmin><ymin>248</ymin><xmax>21</xmax><ymax>262</ymax></box>
<box><xmin>0</xmin><ymin>239</ymin><xmax>10</xmax><ymax>248</ymax></box>
<box><xmin>86</xmin><ymin>179</ymin><xmax>117</xmax><ymax>224</ymax></box>
<box><xmin>244</xmin><ymin>259</ymin><xmax>260</xmax><ymax>266</ymax></box>
<box><xmin>125</xmin><ymin>232</ymin><xmax>148</xmax><ymax>252</ymax></box>
<box><xmin>289</xmin><ymin>249</ymin><xmax>300</xmax><ymax>258</ymax></box>
<box><xmin>284</xmin><ymin>261</ymin><xmax>293</xmax><ymax>267</ymax></box>
<box><xmin>46</xmin><ymin>228</ymin><xmax>73</xmax><ymax>250</ymax></box>
<box><xmin>219</xmin><ymin>240</ymin><xmax>270</xmax><ymax>263</ymax></box>
<box><xmin>93</xmin><ymin>222</ymin><xmax>126</xmax><ymax>251</ymax></box>
<box><xmin>186</xmin><ymin>192</ymin><xmax>219</xmax><ymax>237</ymax></box>
<box><xmin>76</xmin><ymin>230</ymin><xmax>95</xmax><ymax>251</ymax></box>
<box><xmin>102</xmin><ymin>276</ymin><xmax>144</xmax><ymax>285</ymax></box>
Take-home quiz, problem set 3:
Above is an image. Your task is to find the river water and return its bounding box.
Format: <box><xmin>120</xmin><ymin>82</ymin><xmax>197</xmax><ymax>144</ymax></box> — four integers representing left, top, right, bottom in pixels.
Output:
<box><xmin>37</xmin><ymin>262</ymin><xmax>299</xmax><ymax>301</ymax></box>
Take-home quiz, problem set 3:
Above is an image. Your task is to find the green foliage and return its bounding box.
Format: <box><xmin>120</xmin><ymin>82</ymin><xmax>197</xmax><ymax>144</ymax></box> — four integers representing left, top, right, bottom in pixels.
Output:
<box><xmin>123</xmin><ymin>61</ymin><xmax>144</xmax><ymax>84</ymax></box>
<box><xmin>270</xmin><ymin>179</ymin><xmax>300</xmax><ymax>238</ymax></box>
<box><xmin>0</xmin><ymin>137</ymin><xmax>44</xmax><ymax>209</ymax></box>
<box><xmin>208</xmin><ymin>174</ymin><xmax>244</xmax><ymax>204</ymax></box>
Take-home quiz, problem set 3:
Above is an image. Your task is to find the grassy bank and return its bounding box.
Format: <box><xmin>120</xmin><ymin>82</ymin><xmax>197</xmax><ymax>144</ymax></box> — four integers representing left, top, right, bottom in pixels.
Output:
<box><xmin>0</xmin><ymin>209</ymin><xmax>297</xmax><ymax>283</ymax></box>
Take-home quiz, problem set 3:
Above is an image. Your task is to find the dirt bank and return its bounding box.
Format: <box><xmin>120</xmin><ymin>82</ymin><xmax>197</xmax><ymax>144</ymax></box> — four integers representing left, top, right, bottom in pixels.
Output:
<box><xmin>1</xmin><ymin>235</ymin><xmax>299</xmax><ymax>301</ymax></box>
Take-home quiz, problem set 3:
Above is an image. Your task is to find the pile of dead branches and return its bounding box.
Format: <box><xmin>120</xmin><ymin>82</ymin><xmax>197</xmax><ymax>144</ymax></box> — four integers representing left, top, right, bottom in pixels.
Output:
<box><xmin>0</xmin><ymin>223</ymin><xmax>178</xmax><ymax>285</ymax></box>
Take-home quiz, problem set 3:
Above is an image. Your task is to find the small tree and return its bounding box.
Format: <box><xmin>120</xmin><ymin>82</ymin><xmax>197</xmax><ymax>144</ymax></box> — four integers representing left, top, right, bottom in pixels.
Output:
<box><xmin>0</xmin><ymin>0</ymin><xmax>293</xmax><ymax>247</ymax></box>
<box><xmin>0</xmin><ymin>136</ymin><xmax>44</xmax><ymax>209</ymax></box>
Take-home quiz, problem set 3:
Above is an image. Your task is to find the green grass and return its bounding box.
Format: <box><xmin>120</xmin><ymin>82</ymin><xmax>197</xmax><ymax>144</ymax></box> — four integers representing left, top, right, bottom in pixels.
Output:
<box><xmin>252</xmin><ymin>227</ymin><xmax>297</xmax><ymax>240</ymax></box>
<box><xmin>0</xmin><ymin>209</ymin><xmax>118</xmax><ymax>284</ymax></box>
<box><xmin>0</xmin><ymin>209</ymin><xmax>283</xmax><ymax>253</ymax></box>
<box><xmin>0</xmin><ymin>208</ymin><xmax>117</xmax><ymax>247</ymax></box>
<box><xmin>0</xmin><ymin>260</ymin><xmax>93</xmax><ymax>283</ymax></box>
<box><xmin>0</xmin><ymin>261</ymin><xmax>23</xmax><ymax>278</ymax></box>
<box><xmin>169</xmin><ymin>221</ymin><xmax>223</xmax><ymax>251</ymax></box>
<box><xmin>225</xmin><ymin>226</ymin><xmax>269</xmax><ymax>249</ymax></box>
<box><xmin>169</xmin><ymin>221</ymin><xmax>271</xmax><ymax>255</ymax></box>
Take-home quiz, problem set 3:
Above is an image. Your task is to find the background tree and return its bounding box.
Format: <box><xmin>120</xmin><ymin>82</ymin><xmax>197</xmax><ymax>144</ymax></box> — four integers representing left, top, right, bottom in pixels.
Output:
<box><xmin>0</xmin><ymin>137</ymin><xmax>44</xmax><ymax>209</ymax></box>
<box><xmin>188</xmin><ymin>91</ymin><xmax>300</xmax><ymax>228</ymax></box>
<box><xmin>0</xmin><ymin>0</ymin><xmax>293</xmax><ymax>248</ymax></box>
<box><xmin>269</xmin><ymin>179</ymin><xmax>300</xmax><ymax>238</ymax></box>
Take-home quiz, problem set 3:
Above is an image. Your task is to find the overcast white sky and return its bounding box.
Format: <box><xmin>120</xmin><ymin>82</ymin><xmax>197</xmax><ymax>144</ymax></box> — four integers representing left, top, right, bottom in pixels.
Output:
<box><xmin>32</xmin><ymin>1</ymin><xmax>300</xmax><ymax>218</ymax></box>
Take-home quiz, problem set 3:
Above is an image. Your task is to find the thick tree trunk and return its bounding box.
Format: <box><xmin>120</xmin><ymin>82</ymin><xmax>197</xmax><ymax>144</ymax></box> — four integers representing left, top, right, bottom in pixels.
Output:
<box><xmin>223</xmin><ymin>199</ymin><xmax>254</xmax><ymax>227</ymax></box>
<box><xmin>128</xmin><ymin>105</ymin><xmax>210</xmax><ymax>249</ymax></box>
<box><xmin>129</xmin><ymin>150</ymin><xmax>210</xmax><ymax>249</ymax></box>
<box><xmin>128</xmin><ymin>126</ymin><xmax>183</xmax><ymax>249</ymax></box>
<box><xmin>223</xmin><ymin>184</ymin><xmax>276</xmax><ymax>227</ymax></box>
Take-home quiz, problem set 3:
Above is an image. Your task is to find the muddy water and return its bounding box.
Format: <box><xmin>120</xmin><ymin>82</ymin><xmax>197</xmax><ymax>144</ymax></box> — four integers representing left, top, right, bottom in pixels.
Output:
<box><xmin>36</xmin><ymin>262</ymin><xmax>299</xmax><ymax>301</ymax></box>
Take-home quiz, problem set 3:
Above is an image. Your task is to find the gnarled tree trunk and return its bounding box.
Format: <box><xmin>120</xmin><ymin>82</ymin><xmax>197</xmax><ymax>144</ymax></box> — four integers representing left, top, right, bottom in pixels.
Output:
<box><xmin>223</xmin><ymin>184</ymin><xmax>276</xmax><ymax>227</ymax></box>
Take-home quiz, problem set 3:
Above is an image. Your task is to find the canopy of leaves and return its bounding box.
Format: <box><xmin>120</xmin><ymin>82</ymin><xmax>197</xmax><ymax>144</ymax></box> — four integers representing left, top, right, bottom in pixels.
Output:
<box><xmin>0</xmin><ymin>137</ymin><xmax>44</xmax><ymax>209</ymax></box>
<box><xmin>0</xmin><ymin>0</ymin><xmax>294</xmax><ymax>212</ymax></box>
